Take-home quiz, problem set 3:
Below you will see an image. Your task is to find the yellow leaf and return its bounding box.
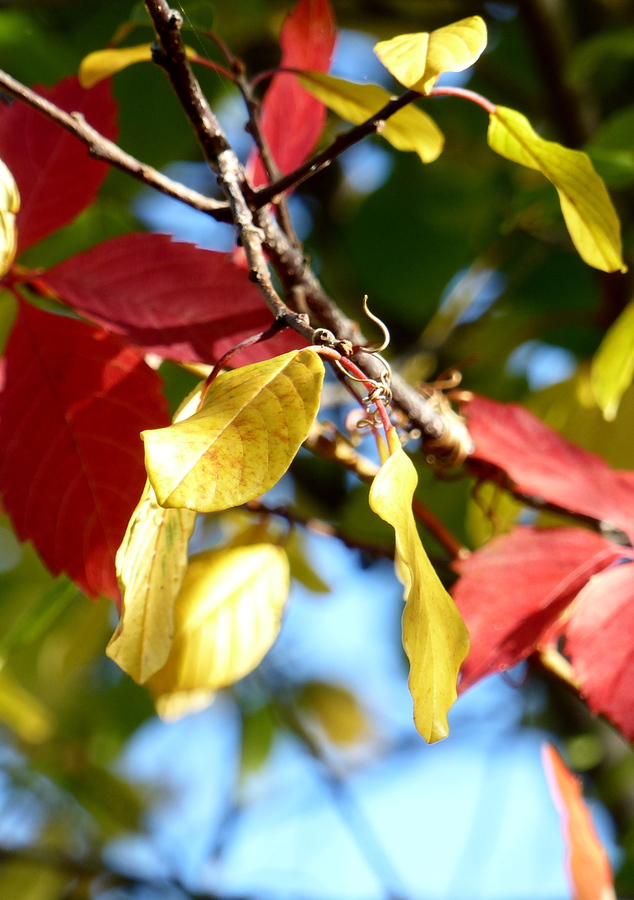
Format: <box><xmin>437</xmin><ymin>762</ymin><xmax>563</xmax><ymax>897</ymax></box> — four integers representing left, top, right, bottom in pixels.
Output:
<box><xmin>591</xmin><ymin>298</ymin><xmax>634</xmax><ymax>421</ymax></box>
<box><xmin>488</xmin><ymin>106</ymin><xmax>626</xmax><ymax>273</ymax></box>
<box><xmin>106</xmin><ymin>481</ymin><xmax>196</xmax><ymax>683</ymax></box>
<box><xmin>143</xmin><ymin>348</ymin><xmax>325</xmax><ymax>513</ymax></box>
<box><xmin>107</xmin><ymin>385</ymin><xmax>202</xmax><ymax>683</ymax></box>
<box><xmin>374</xmin><ymin>16</ymin><xmax>487</xmax><ymax>95</ymax></box>
<box><xmin>148</xmin><ymin>544</ymin><xmax>290</xmax><ymax>717</ymax></box>
<box><xmin>78</xmin><ymin>43</ymin><xmax>198</xmax><ymax>88</ymax></box>
<box><xmin>369</xmin><ymin>448</ymin><xmax>469</xmax><ymax>742</ymax></box>
<box><xmin>297</xmin><ymin>72</ymin><xmax>444</xmax><ymax>164</ymax></box>
<box><xmin>0</xmin><ymin>157</ymin><xmax>19</xmax><ymax>277</ymax></box>
<box><xmin>300</xmin><ymin>681</ymin><xmax>369</xmax><ymax>746</ymax></box>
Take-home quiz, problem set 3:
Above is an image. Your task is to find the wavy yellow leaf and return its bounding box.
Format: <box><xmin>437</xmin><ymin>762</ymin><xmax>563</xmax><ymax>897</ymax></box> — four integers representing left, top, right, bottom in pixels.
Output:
<box><xmin>374</xmin><ymin>16</ymin><xmax>487</xmax><ymax>95</ymax></box>
<box><xmin>591</xmin><ymin>299</ymin><xmax>634</xmax><ymax>421</ymax></box>
<box><xmin>489</xmin><ymin>106</ymin><xmax>626</xmax><ymax>273</ymax></box>
<box><xmin>297</xmin><ymin>72</ymin><xmax>444</xmax><ymax>164</ymax></box>
<box><xmin>143</xmin><ymin>348</ymin><xmax>325</xmax><ymax>513</ymax></box>
<box><xmin>0</xmin><ymin>158</ymin><xmax>19</xmax><ymax>277</ymax></box>
<box><xmin>78</xmin><ymin>43</ymin><xmax>198</xmax><ymax>88</ymax></box>
<box><xmin>148</xmin><ymin>544</ymin><xmax>290</xmax><ymax>717</ymax></box>
<box><xmin>107</xmin><ymin>385</ymin><xmax>202</xmax><ymax>683</ymax></box>
<box><xmin>369</xmin><ymin>448</ymin><xmax>469</xmax><ymax>742</ymax></box>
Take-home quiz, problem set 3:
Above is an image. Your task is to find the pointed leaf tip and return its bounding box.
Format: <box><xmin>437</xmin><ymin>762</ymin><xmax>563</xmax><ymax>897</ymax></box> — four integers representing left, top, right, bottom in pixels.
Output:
<box><xmin>143</xmin><ymin>348</ymin><xmax>324</xmax><ymax>513</ymax></box>
<box><xmin>374</xmin><ymin>16</ymin><xmax>487</xmax><ymax>95</ymax></box>
<box><xmin>369</xmin><ymin>448</ymin><xmax>469</xmax><ymax>742</ymax></box>
<box><xmin>488</xmin><ymin>106</ymin><xmax>626</xmax><ymax>273</ymax></box>
<box><xmin>297</xmin><ymin>72</ymin><xmax>444</xmax><ymax>164</ymax></box>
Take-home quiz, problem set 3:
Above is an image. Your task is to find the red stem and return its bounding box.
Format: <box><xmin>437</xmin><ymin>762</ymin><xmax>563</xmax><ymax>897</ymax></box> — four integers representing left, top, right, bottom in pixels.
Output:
<box><xmin>428</xmin><ymin>86</ymin><xmax>497</xmax><ymax>114</ymax></box>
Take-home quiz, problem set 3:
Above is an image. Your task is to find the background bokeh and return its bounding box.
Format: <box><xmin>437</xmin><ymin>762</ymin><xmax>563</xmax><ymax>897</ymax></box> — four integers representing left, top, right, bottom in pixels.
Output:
<box><xmin>0</xmin><ymin>0</ymin><xmax>633</xmax><ymax>897</ymax></box>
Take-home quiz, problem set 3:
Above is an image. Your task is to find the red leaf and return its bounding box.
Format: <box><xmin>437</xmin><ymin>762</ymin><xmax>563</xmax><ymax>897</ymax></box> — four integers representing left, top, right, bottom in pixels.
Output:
<box><xmin>0</xmin><ymin>303</ymin><xmax>169</xmax><ymax>600</ymax></box>
<box><xmin>464</xmin><ymin>394</ymin><xmax>634</xmax><ymax>540</ymax></box>
<box><xmin>453</xmin><ymin>526</ymin><xmax>621</xmax><ymax>690</ymax></box>
<box><xmin>566</xmin><ymin>562</ymin><xmax>634</xmax><ymax>741</ymax></box>
<box><xmin>0</xmin><ymin>77</ymin><xmax>118</xmax><ymax>253</ymax></box>
<box><xmin>249</xmin><ymin>0</ymin><xmax>336</xmax><ymax>186</ymax></box>
<box><xmin>43</xmin><ymin>234</ymin><xmax>305</xmax><ymax>365</ymax></box>
<box><xmin>542</xmin><ymin>744</ymin><xmax>615</xmax><ymax>900</ymax></box>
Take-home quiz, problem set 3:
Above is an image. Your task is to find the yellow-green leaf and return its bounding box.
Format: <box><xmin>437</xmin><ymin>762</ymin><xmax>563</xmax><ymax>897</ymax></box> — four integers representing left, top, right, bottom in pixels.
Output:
<box><xmin>107</xmin><ymin>385</ymin><xmax>202</xmax><ymax>683</ymax></box>
<box><xmin>369</xmin><ymin>448</ymin><xmax>469</xmax><ymax>742</ymax></box>
<box><xmin>297</xmin><ymin>71</ymin><xmax>444</xmax><ymax>164</ymax></box>
<box><xmin>591</xmin><ymin>298</ymin><xmax>634</xmax><ymax>420</ymax></box>
<box><xmin>78</xmin><ymin>43</ymin><xmax>197</xmax><ymax>88</ymax></box>
<box><xmin>0</xmin><ymin>157</ymin><xmax>19</xmax><ymax>277</ymax></box>
<box><xmin>106</xmin><ymin>481</ymin><xmax>196</xmax><ymax>683</ymax></box>
<box><xmin>488</xmin><ymin>106</ymin><xmax>626</xmax><ymax>273</ymax></box>
<box><xmin>300</xmin><ymin>681</ymin><xmax>369</xmax><ymax>746</ymax></box>
<box><xmin>374</xmin><ymin>16</ymin><xmax>487</xmax><ymax>95</ymax></box>
<box><xmin>0</xmin><ymin>667</ymin><xmax>53</xmax><ymax>744</ymax></box>
<box><xmin>143</xmin><ymin>348</ymin><xmax>325</xmax><ymax>513</ymax></box>
<box><xmin>148</xmin><ymin>544</ymin><xmax>290</xmax><ymax>717</ymax></box>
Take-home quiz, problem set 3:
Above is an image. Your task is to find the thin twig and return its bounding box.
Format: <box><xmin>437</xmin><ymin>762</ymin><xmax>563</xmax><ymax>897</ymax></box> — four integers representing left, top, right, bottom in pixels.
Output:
<box><xmin>145</xmin><ymin>0</ymin><xmax>315</xmax><ymax>343</ymax></box>
<box><xmin>253</xmin><ymin>88</ymin><xmax>420</xmax><ymax>206</ymax></box>
<box><xmin>0</xmin><ymin>68</ymin><xmax>230</xmax><ymax>219</ymax></box>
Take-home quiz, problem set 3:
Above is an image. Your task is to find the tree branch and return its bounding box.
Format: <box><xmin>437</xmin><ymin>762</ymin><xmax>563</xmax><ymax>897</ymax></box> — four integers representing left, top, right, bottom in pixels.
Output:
<box><xmin>0</xmin><ymin>68</ymin><xmax>230</xmax><ymax>219</ymax></box>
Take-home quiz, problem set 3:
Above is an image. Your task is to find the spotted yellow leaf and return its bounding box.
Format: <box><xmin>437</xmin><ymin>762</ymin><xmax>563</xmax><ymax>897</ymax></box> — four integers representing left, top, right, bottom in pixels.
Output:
<box><xmin>107</xmin><ymin>385</ymin><xmax>202</xmax><ymax>683</ymax></box>
<box><xmin>369</xmin><ymin>447</ymin><xmax>469</xmax><ymax>742</ymax></box>
<box><xmin>297</xmin><ymin>72</ymin><xmax>444</xmax><ymax>164</ymax></box>
<box><xmin>0</xmin><ymin>158</ymin><xmax>19</xmax><ymax>277</ymax></box>
<box><xmin>374</xmin><ymin>16</ymin><xmax>487</xmax><ymax>95</ymax></box>
<box><xmin>79</xmin><ymin>43</ymin><xmax>198</xmax><ymax>88</ymax></box>
<box><xmin>143</xmin><ymin>348</ymin><xmax>325</xmax><ymax>513</ymax></box>
<box><xmin>148</xmin><ymin>544</ymin><xmax>290</xmax><ymax>718</ymax></box>
<box><xmin>489</xmin><ymin>106</ymin><xmax>626</xmax><ymax>273</ymax></box>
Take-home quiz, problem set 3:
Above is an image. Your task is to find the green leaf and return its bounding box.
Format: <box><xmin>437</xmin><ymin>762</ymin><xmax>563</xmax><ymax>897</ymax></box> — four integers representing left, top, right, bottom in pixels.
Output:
<box><xmin>369</xmin><ymin>447</ymin><xmax>469</xmax><ymax>742</ymax></box>
<box><xmin>591</xmin><ymin>299</ymin><xmax>634</xmax><ymax>421</ymax></box>
<box><xmin>374</xmin><ymin>16</ymin><xmax>487</xmax><ymax>95</ymax></box>
<box><xmin>488</xmin><ymin>106</ymin><xmax>627</xmax><ymax>273</ymax></box>
<box><xmin>148</xmin><ymin>544</ymin><xmax>290</xmax><ymax>718</ymax></box>
<box><xmin>297</xmin><ymin>71</ymin><xmax>444</xmax><ymax>164</ymax></box>
<box><xmin>0</xmin><ymin>157</ymin><xmax>19</xmax><ymax>277</ymax></box>
<box><xmin>143</xmin><ymin>349</ymin><xmax>325</xmax><ymax>513</ymax></box>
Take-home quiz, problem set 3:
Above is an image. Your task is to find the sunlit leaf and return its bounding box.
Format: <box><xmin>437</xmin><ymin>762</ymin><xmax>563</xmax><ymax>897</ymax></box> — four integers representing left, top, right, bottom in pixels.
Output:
<box><xmin>250</xmin><ymin>0</ymin><xmax>336</xmax><ymax>185</ymax></box>
<box><xmin>107</xmin><ymin>481</ymin><xmax>196</xmax><ymax>683</ymax></box>
<box><xmin>488</xmin><ymin>106</ymin><xmax>626</xmax><ymax>273</ymax></box>
<box><xmin>108</xmin><ymin>386</ymin><xmax>202</xmax><ymax>683</ymax></box>
<box><xmin>374</xmin><ymin>16</ymin><xmax>487</xmax><ymax>95</ymax></box>
<box><xmin>299</xmin><ymin>681</ymin><xmax>369</xmax><ymax>745</ymax></box>
<box><xmin>148</xmin><ymin>544</ymin><xmax>290</xmax><ymax>717</ymax></box>
<box><xmin>297</xmin><ymin>72</ymin><xmax>444</xmax><ymax>164</ymax></box>
<box><xmin>143</xmin><ymin>348</ymin><xmax>324</xmax><ymax>512</ymax></box>
<box><xmin>542</xmin><ymin>744</ymin><xmax>616</xmax><ymax>900</ymax></box>
<box><xmin>591</xmin><ymin>299</ymin><xmax>634</xmax><ymax>421</ymax></box>
<box><xmin>369</xmin><ymin>447</ymin><xmax>469</xmax><ymax>742</ymax></box>
<box><xmin>0</xmin><ymin>77</ymin><xmax>118</xmax><ymax>253</ymax></box>
<box><xmin>79</xmin><ymin>43</ymin><xmax>198</xmax><ymax>88</ymax></box>
<box><xmin>0</xmin><ymin>158</ymin><xmax>19</xmax><ymax>277</ymax></box>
